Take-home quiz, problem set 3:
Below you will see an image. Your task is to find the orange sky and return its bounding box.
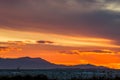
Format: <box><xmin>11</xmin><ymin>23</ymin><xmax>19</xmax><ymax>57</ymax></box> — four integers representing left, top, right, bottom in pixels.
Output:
<box><xmin>0</xmin><ymin>29</ymin><xmax>120</xmax><ymax>69</ymax></box>
<box><xmin>0</xmin><ymin>0</ymin><xmax>120</xmax><ymax>69</ymax></box>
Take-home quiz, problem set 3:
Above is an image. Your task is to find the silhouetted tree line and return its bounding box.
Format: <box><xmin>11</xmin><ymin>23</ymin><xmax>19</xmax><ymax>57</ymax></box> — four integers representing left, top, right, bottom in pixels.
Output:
<box><xmin>0</xmin><ymin>74</ymin><xmax>120</xmax><ymax>80</ymax></box>
<box><xmin>0</xmin><ymin>74</ymin><xmax>57</xmax><ymax>80</ymax></box>
<box><xmin>71</xmin><ymin>76</ymin><xmax>120</xmax><ymax>80</ymax></box>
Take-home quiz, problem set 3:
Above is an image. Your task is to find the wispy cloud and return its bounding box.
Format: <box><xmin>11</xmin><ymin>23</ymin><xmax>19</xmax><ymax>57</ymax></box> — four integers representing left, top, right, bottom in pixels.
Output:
<box><xmin>60</xmin><ymin>49</ymin><xmax>118</xmax><ymax>55</ymax></box>
<box><xmin>0</xmin><ymin>46</ymin><xmax>21</xmax><ymax>53</ymax></box>
<box><xmin>1</xmin><ymin>29</ymin><xmax>119</xmax><ymax>48</ymax></box>
<box><xmin>0</xmin><ymin>41</ymin><xmax>26</xmax><ymax>53</ymax></box>
<box><xmin>37</xmin><ymin>40</ymin><xmax>54</xmax><ymax>44</ymax></box>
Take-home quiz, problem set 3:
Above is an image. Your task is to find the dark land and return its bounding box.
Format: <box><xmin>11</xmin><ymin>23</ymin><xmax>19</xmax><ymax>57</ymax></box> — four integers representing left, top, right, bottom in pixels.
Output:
<box><xmin>0</xmin><ymin>57</ymin><xmax>120</xmax><ymax>80</ymax></box>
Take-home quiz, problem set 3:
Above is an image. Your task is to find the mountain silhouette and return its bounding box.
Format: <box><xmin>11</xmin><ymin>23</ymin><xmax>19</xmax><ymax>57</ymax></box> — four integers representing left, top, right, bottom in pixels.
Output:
<box><xmin>0</xmin><ymin>57</ymin><xmax>109</xmax><ymax>69</ymax></box>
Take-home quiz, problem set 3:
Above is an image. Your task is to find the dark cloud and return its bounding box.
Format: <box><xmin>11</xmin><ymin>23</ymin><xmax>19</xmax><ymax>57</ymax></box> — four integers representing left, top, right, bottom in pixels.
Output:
<box><xmin>60</xmin><ymin>49</ymin><xmax>117</xmax><ymax>55</ymax></box>
<box><xmin>0</xmin><ymin>0</ymin><xmax>120</xmax><ymax>45</ymax></box>
<box><xmin>0</xmin><ymin>46</ymin><xmax>11</xmax><ymax>52</ymax></box>
<box><xmin>0</xmin><ymin>46</ymin><xmax>9</xmax><ymax>50</ymax></box>
<box><xmin>80</xmin><ymin>50</ymin><xmax>114</xmax><ymax>53</ymax></box>
<box><xmin>37</xmin><ymin>40</ymin><xmax>54</xmax><ymax>44</ymax></box>
<box><xmin>0</xmin><ymin>41</ymin><xmax>24</xmax><ymax>53</ymax></box>
<box><xmin>0</xmin><ymin>41</ymin><xmax>26</xmax><ymax>52</ymax></box>
<box><xmin>60</xmin><ymin>50</ymin><xmax>79</xmax><ymax>55</ymax></box>
<box><xmin>0</xmin><ymin>46</ymin><xmax>22</xmax><ymax>52</ymax></box>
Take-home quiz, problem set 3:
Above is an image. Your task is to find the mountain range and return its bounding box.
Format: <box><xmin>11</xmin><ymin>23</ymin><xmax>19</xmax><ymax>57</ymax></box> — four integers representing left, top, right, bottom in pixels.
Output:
<box><xmin>0</xmin><ymin>57</ymin><xmax>109</xmax><ymax>69</ymax></box>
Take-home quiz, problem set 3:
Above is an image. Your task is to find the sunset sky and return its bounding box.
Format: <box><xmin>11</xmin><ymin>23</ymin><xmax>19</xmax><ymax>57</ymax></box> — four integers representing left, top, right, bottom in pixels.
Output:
<box><xmin>0</xmin><ymin>0</ymin><xmax>120</xmax><ymax>69</ymax></box>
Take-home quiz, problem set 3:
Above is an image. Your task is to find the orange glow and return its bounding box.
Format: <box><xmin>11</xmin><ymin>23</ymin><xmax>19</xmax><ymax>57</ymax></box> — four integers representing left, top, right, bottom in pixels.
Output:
<box><xmin>0</xmin><ymin>29</ymin><xmax>119</xmax><ymax>48</ymax></box>
<box><xmin>0</xmin><ymin>29</ymin><xmax>120</xmax><ymax>69</ymax></box>
<box><xmin>1</xmin><ymin>48</ymin><xmax>120</xmax><ymax>69</ymax></box>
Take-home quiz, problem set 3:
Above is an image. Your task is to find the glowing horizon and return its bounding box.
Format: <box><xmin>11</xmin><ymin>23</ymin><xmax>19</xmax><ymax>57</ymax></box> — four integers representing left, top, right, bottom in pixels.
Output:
<box><xmin>0</xmin><ymin>0</ymin><xmax>120</xmax><ymax>69</ymax></box>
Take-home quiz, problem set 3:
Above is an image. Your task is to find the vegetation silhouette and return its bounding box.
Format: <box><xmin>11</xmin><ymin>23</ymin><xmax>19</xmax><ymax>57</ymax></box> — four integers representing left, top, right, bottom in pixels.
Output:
<box><xmin>71</xmin><ymin>75</ymin><xmax>120</xmax><ymax>80</ymax></box>
<box><xmin>0</xmin><ymin>75</ymin><xmax>49</xmax><ymax>80</ymax></box>
<box><xmin>0</xmin><ymin>74</ymin><xmax>120</xmax><ymax>80</ymax></box>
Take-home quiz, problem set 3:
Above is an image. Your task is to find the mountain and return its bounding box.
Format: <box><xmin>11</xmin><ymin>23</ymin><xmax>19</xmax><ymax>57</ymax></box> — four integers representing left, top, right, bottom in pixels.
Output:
<box><xmin>0</xmin><ymin>57</ymin><xmax>109</xmax><ymax>69</ymax></box>
<box><xmin>0</xmin><ymin>57</ymin><xmax>61</xmax><ymax>69</ymax></box>
<box><xmin>67</xmin><ymin>64</ymin><xmax>109</xmax><ymax>69</ymax></box>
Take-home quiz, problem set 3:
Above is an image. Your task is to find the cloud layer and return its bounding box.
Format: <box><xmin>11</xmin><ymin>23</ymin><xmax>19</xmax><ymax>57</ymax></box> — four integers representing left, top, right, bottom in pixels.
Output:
<box><xmin>37</xmin><ymin>40</ymin><xmax>54</xmax><ymax>44</ymax></box>
<box><xmin>60</xmin><ymin>49</ymin><xmax>118</xmax><ymax>55</ymax></box>
<box><xmin>0</xmin><ymin>0</ymin><xmax>120</xmax><ymax>43</ymax></box>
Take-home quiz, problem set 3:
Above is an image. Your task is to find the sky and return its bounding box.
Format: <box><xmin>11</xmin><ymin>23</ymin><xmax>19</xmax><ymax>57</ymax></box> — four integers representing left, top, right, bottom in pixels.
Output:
<box><xmin>0</xmin><ymin>0</ymin><xmax>120</xmax><ymax>69</ymax></box>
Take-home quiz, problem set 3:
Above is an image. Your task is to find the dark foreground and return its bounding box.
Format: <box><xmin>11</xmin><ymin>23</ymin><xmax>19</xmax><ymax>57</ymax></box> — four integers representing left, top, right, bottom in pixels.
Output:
<box><xmin>0</xmin><ymin>75</ymin><xmax>120</xmax><ymax>80</ymax></box>
<box><xmin>0</xmin><ymin>69</ymin><xmax>120</xmax><ymax>80</ymax></box>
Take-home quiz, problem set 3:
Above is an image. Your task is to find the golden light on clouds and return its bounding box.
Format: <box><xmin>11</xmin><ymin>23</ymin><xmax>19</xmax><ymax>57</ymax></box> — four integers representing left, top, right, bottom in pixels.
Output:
<box><xmin>105</xmin><ymin>2</ymin><xmax>120</xmax><ymax>12</ymax></box>
<box><xmin>0</xmin><ymin>29</ymin><xmax>120</xmax><ymax>69</ymax></box>
<box><xmin>0</xmin><ymin>29</ymin><xmax>119</xmax><ymax>48</ymax></box>
<box><xmin>0</xmin><ymin>47</ymin><xmax>22</xmax><ymax>53</ymax></box>
<box><xmin>56</xmin><ymin>50</ymin><xmax>120</xmax><ymax>69</ymax></box>
<box><xmin>0</xmin><ymin>0</ymin><xmax>120</xmax><ymax>70</ymax></box>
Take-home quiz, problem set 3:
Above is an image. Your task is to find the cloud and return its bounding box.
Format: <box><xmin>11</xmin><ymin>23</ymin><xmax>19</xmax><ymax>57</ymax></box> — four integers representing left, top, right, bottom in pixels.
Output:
<box><xmin>37</xmin><ymin>40</ymin><xmax>54</xmax><ymax>44</ymax></box>
<box><xmin>60</xmin><ymin>50</ymin><xmax>79</xmax><ymax>55</ymax></box>
<box><xmin>0</xmin><ymin>29</ymin><xmax>120</xmax><ymax>48</ymax></box>
<box><xmin>0</xmin><ymin>46</ymin><xmax>21</xmax><ymax>53</ymax></box>
<box><xmin>0</xmin><ymin>41</ymin><xmax>25</xmax><ymax>53</ymax></box>
<box><xmin>0</xmin><ymin>0</ymin><xmax>120</xmax><ymax>46</ymax></box>
<box><xmin>0</xmin><ymin>46</ymin><xmax>9</xmax><ymax>50</ymax></box>
<box><xmin>60</xmin><ymin>49</ymin><xmax>117</xmax><ymax>55</ymax></box>
<box><xmin>0</xmin><ymin>46</ymin><xmax>11</xmax><ymax>53</ymax></box>
<box><xmin>103</xmin><ymin>0</ymin><xmax>120</xmax><ymax>12</ymax></box>
<box><xmin>88</xmin><ymin>50</ymin><xmax>114</xmax><ymax>53</ymax></box>
<box><xmin>0</xmin><ymin>41</ymin><xmax>26</xmax><ymax>46</ymax></box>
<box><xmin>0</xmin><ymin>0</ymin><xmax>101</xmax><ymax>12</ymax></box>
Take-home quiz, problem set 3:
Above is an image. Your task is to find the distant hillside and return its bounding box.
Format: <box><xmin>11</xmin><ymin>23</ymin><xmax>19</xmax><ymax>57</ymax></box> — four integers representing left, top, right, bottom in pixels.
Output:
<box><xmin>68</xmin><ymin>64</ymin><xmax>109</xmax><ymax>69</ymax></box>
<box><xmin>0</xmin><ymin>57</ymin><xmax>109</xmax><ymax>69</ymax></box>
